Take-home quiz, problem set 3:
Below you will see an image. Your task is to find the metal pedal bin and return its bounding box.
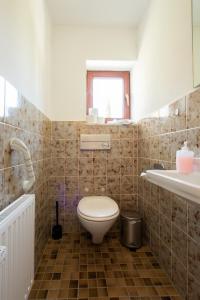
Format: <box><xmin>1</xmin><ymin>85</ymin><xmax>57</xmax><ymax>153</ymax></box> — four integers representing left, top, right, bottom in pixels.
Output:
<box><xmin>120</xmin><ymin>210</ymin><xmax>142</xmax><ymax>249</ymax></box>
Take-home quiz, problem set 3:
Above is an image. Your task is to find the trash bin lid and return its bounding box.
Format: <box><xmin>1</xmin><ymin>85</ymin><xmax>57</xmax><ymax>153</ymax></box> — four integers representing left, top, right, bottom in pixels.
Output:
<box><xmin>121</xmin><ymin>210</ymin><xmax>141</xmax><ymax>221</ymax></box>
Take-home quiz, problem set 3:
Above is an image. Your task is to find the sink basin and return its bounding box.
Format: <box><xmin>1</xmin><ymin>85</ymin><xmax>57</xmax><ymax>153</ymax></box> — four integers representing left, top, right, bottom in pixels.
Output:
<box><xmin>145</xmin><ymin>170</ymin><xmax>200</xmax><ymax>204</ymax></box>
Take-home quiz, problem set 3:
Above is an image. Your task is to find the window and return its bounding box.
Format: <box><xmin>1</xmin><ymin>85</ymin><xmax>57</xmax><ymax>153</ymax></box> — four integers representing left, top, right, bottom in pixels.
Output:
<box><xmin>87</xmin><ymin>71</ymin><xmax>130</xmax><ymax>119</ymax></box>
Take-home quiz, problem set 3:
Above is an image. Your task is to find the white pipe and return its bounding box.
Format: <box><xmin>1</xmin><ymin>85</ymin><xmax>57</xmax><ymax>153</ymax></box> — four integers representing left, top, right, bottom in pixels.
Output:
<box><xmin>140</xmin><ymin>172</ymin><xmax>147</xmax><ymax>178</ymax></box>
<box><xmin>10</xmin><ymin>138</ymin><xmax>36</xmax><ymax>192</ymax></box>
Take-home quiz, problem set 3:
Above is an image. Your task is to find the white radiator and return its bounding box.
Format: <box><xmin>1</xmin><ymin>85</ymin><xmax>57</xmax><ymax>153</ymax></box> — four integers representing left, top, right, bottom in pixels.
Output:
<box><xmin>0</xmin><ymin>194</ymin><xmax>35</xmax><ymax>300</ymax></box>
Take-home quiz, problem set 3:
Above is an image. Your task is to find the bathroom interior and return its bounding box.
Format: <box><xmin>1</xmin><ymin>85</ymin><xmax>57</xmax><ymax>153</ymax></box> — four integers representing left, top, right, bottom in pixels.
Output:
<box><xmin>0</xmin><ymin>0</ymin><xmax>200</xmax><ymax>299</ymax></box>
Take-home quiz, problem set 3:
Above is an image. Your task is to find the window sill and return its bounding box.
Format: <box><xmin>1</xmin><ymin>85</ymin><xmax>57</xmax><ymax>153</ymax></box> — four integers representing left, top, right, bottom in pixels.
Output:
<box><xmin>84</xmin><ymin>119</ymin><xmax>135</xmax><ymax>126</ymax></box>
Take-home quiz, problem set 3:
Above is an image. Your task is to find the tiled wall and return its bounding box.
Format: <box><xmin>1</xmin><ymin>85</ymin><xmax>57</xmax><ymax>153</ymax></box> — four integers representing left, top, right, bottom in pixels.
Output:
<box><xmin>50</xmin><ymin>122</ymin><xmax>138</xmax><ymax>233</ymax></box>
<box><xmin>0</xmin><ymin>80</ymin><xmax>51</xmax><ymax>267</ymax></box>
<box><xmin>1</xmin><ymin>78</ymin><xmax>200</xmax><ymax>298</ymax></box>
<box><xmin>138</xmin><ymin>88</ymin><xmax>200</xmax><ymax>300</ymax></box>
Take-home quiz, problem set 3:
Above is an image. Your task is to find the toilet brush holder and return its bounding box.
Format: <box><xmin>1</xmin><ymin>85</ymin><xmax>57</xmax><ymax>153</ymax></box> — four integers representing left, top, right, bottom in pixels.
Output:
<box><xmin>52</xmin><ymin>201</ymin><xmax>62</xmax><ymax>240</ymax></box>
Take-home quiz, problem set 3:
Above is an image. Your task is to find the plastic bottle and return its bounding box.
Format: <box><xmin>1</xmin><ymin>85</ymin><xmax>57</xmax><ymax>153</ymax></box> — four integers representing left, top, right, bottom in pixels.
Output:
<box><xmin>176</xmin><ymin>141</ymin><xmax>194</xmax><ymax>174</ymax></box>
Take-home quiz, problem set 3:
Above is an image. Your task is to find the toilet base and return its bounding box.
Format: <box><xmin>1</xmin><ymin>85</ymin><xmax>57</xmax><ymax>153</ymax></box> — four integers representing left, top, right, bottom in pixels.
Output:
<box><xmin>78</xmin><ymin>214</ymin><xmax>118</xmax><ymax>244</ymax></box>
<box><xmin>92</xmin><ymin>235</ymin><xmax>104</xmax><ymax>244</ymax></box>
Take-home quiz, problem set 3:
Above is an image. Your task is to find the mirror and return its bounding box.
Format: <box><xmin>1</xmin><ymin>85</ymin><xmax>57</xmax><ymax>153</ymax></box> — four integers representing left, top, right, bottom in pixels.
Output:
<box><xmin>192</xmin><ymin>0</ymin><xmax>200</xmax><ymax>87</ymax></box>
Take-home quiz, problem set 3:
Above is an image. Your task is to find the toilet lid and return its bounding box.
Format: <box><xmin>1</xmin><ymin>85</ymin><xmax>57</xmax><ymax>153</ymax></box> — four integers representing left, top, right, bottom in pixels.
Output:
<box><xmin>78</xmin><ymin>196</ymin><xmax>119</xmax><ymax>219</ymax></box>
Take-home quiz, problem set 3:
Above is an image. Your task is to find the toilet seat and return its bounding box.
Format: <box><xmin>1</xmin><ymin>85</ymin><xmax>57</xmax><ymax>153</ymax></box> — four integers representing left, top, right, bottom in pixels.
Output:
<box><xmin>77</xmin><ymin>196</ymin><xmax>119</xmax><ymax>221</ymax></box>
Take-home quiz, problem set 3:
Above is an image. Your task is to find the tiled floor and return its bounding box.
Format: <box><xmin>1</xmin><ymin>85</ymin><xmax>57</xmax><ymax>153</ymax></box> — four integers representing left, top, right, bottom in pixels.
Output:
<box><xmin>29</xmin><ymin>233</ymin><xmax>183</xmax><ymax>300</ymax></box>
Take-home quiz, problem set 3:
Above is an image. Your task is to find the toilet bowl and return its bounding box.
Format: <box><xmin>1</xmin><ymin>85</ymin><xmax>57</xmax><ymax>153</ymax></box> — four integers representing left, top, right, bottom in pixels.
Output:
<box><xmin>77</xmin><ymin>196</ymin><xmax>120</xmax><ymax>244</ymax></box>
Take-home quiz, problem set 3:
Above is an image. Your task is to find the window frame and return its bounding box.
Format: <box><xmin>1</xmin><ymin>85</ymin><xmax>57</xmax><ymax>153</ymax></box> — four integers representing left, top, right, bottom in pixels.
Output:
<box><xmin>86</xmin><ymin>70</ymin><xmax>131</xmax><ymax>120</ymax></box>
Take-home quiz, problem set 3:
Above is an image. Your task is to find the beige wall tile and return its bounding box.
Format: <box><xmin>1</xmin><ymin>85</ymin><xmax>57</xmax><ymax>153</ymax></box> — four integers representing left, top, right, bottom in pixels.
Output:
<box><xmin>79</xmin><ymin>157</ymin><xmax>93</xmax><ymax>176</ymax></box>
<box><xmin>65</xmin><ymin>176</ymin><xmax>78</xmax><ymax>195</ymax></box>
<box><xmin>107</xmin><ymin>176</ymin><xmax>120</xmax><ymax>194</ymax></box>
<box><xmin>172</xmin><ymin>255</ymin><xmax>187</xmax><ymax>298</ymax></box>
<box><xmin>172</xmin><ymin>224</ymin><xmax>187</xmax><ymax>266</ymax></box>
<box><xmin>186</xmin><ymin>89</ymin><xmax>200</xmax><ymax>129</ymax></box>
<box><xmin>188</xmin><ymin>274</ymin><xmax>200</xmax><ymax>300</ymax></box>
<box><xmin>93</xmin><ymin>177</ymin><xmax>107</xmax><ymax>195</ymax></box>
<box><xmin>121</xmin><ymin>176</ymin><xmax>134</xmax><ymax>194</ymax></box>
<box><xmin>107</xmin><ymin>140</ymin><xmax>121</xmax><ymax>158</ymax></box>
<box><xmin>159</xmin><ymin>134</ymin><xmax>171</xmax><ymax>162</ymax></box>
<box><xmin>107</xmin><ymin>159</ymin><xmax>121</xmax><ymax>176</ymax></box>
<box><xmin>66</xmin><ymin>140</ymin><xmax>78</xmax><ymax>157</ymax></box>
<box><xmin>172</xmin><ymin>195</ymin><xmax>187</xmax><ymax>232</ymax></box>
<box><xmin>187</xmin><ymin>128</ymin><xmax>200</xmax><ymax>157</ymax></box>
<box><xmin>51</xmin><ymin>139</ymin><xmax>65</xmax><ymax>158</ymax></box>
<box><xmin>65</xmin><ymin>158</ymin><xmax>78</xmax><ymax>176</ymax></box>
<box><xmin>50</xmin><ymin>158</ymin><xmax>65</xmax><ymax>176</ymax></box>
<box><xmin>0</xmin><ymin>123</ymin><xmax>4</xmax><ymax>169</ymax></box>
<box><xmin>121</xmin><ymin>158</ymin><xmax>134</xmax><ymax>176</ymax></box>
<box><xmin>93</xmin><ymin>157</ymin><xmax>107</xmax><ymax>176</ymax></box>
<box><xmin>79</xmin><ymin>176</ymin><xmax>94</xmax><ymax>195</ymax></box>
<box><xmin>0</xmin><ymin>170</ymin><xmax>4</xmax><ymax>210</ymax></box>
<box><xmin>170</xmin><ymin>96</ymin><xmax>186</xmax><ymax>132</ymax></box>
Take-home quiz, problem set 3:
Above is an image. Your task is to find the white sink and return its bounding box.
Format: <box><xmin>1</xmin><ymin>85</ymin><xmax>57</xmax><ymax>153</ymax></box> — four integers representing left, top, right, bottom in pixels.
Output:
<box><xmin>144</xmin><ymin>170</ymin><xmax>200</xmax><ymax>204</ymax></box>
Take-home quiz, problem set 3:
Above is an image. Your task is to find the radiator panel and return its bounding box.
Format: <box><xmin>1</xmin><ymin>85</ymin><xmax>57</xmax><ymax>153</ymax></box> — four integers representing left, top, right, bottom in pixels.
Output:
<box><xmin>0</xmin><ymin>194</ymin><xmax>35</xmax><ymax>300</ymax></box>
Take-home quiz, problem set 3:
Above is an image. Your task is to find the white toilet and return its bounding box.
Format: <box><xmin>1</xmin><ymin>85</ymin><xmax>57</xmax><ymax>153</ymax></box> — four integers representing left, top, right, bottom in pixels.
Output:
<box><xmin>77</xmin><ymin>196</ymin><xmax>120</xmax><ymax>244</ymax></box>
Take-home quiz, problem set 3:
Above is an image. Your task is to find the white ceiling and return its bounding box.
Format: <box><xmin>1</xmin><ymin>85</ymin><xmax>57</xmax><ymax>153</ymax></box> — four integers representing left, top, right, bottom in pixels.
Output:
<box><xmin>46</xmin><ymin>0</ymin><xmax>150</xmax><ymax>27</ymax></box>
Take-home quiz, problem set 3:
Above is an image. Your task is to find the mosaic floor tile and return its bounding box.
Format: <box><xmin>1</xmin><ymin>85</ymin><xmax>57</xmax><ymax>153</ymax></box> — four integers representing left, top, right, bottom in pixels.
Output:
<box><xmin>29</xmin><ymin>233</ymin><xmax>183</xmax><ymax>300</ymax></box>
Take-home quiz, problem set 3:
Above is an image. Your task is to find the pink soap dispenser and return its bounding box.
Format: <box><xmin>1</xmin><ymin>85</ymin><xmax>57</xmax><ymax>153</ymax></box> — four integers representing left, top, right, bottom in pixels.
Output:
<box><xmin>176</xmin><ymin>141</ymin><xmax>194</xmax><ymax>174</ymax></box>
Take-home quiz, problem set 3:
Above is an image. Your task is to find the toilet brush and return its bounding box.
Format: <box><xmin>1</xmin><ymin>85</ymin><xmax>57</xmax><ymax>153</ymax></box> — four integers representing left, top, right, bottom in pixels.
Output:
<box><xmin>52</xmin><ymin>201</ymin><xmax>62</xmax><ymax>240</ymax></box>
